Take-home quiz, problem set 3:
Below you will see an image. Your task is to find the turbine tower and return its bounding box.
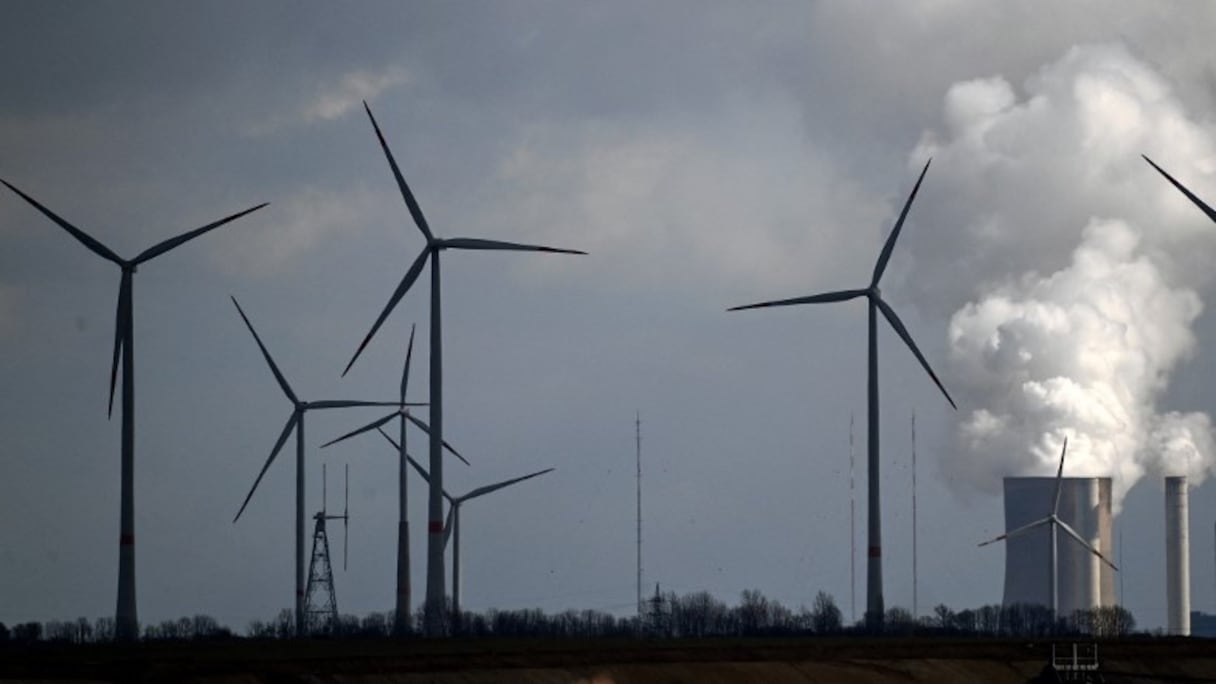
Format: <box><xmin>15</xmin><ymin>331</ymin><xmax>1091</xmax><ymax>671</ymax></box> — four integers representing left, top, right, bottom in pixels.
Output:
<box><xmin>321</xmin><ymin>324</ymin><xmax>467</xmax><ymax>636</ymax></box>
<box><xmin>0</xmin><ymin>178</ymin><xmax>266</xmax><ymax>640</ymax></box>
<box><xmin>978</xmin><ymin>438</ymin><xmax>1118</xmax><ymax>617</ymax></box>
<box><xmin>728</xmin><ymin>160</ymin><xmax>955</xmax><ymax>630</ymax></box>
<box><xmin>341</xmin><ymin>101</ymin><xmax>585</xmax><ymax>636</ymax></box>
<box><xmin>230</xmin><ymin>297</ymin><xmax>404</xmax><ymax>636</ymax></box>
<box><xmin>304</xmin><ymin>463</ymin><xmax>350</xmax><ymax>635</ymax></box>
<box><xmin>378</xmin><ymin>428</ymin><xmax>553</xmax><ymax>633</ymax></box>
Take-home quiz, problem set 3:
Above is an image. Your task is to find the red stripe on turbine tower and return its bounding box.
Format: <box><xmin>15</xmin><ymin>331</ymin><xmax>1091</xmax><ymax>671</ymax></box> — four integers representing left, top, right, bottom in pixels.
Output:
<box><xmin>429</xmin><ymin>520</ymin><xmax>444</xmax><ymax>533</ymax></box>
<box><xmin>119</xmin><ymin>534</ymin><xmax>134</xmax><ymax>546</ymax></box>
<box><xmin>868</xmin><ymin>546</ymin><xmax>882</xmax><ymax>558</ymax></box>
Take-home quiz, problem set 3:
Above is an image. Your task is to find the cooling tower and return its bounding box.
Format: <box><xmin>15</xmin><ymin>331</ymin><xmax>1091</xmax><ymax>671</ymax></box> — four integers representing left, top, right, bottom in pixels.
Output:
<box><xmin>1002</xmin><ymin>477</ymin><xmax>1114</xmax><ymax>613</ymax></box>
<box><xmin>1165</xmin><ymin>476</ymin><xmax>1190</xmax><ymax>636</ymax></box>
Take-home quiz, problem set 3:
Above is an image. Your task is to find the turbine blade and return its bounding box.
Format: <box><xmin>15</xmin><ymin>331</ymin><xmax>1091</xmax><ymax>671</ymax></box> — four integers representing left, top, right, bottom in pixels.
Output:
<box><xmin>405</xmin><ymin>413</ymin><xmax>470</xmax><ymax>466</ymax></box>
<box><xmin>363</xmin><ymin>101</ymin><xmax>433</xmax><ymax>242</ymax></box>
<box><xmin>459</xmin><ymin>467</ymin><xmax>555</xmax><ymax>502</ymax></box>
<box><xmin>1143</xmin><ymin>155</ymin><xmax>1216</xmax><ymax>225</ymax></box>
<box><xmin>377</xmin><ymin>427</ymin><xmax>457</xmax><ymax>502</ymax></box>
<box><xmin>133</xmin><ymin>203</ymin><xmax>269</xmax><ymax>265</ymax></box>
<box><xmin>231</xmin><ymin>296</ymin><xmax>297</xmax><ymax>404</ymax></box>
<box><xmin>342</xmin><ymin>249</ymin><xmax>430</xmax><ymax>377</ymax></box>
<box><xmin>377</xmin><ymin>426</ymin><xmax>405</xmax><ymax>458</ymax></box>
<box><xmin>871</xmin><ymin>158</ymin><xmax>931</xmax><ymax>287</ymax></box>
<box><xmin>977</xmin><ymin>516</ymin><xmax>1052</xmax><ymax>546</ymax></box>
<box><xmin>108</xmin><ymin>272</ymin><xmax>131</xmax><ymax>417</ymax></box>
<box><xmin>727</xmin><ymin>289</ymin><xmax>868</xmax><ymax>312</ymax></box>
<box><xmin>320</xmin><ymin>412</ymin><xmax>397</xmax><ymax>448</ymax></box>
<box><xmin>233</xmin><ymin>411</ymin><xmax>299</xmax><ymax>523</ymax></box>
<box><xmin>1052</xmin><ymin>438</ymin><xmax>1068</xmax><ymax>516</ymax></box>
<box><xmin>875</xmin><ymin>298</ymin><xmax>957</xmax><ymax>410</ymax></box>
<box><xmin>401</xmin><ymin>323</ymin><xmax>416</xmax><ymax>403</ymax></box>
<box><xmin>443</xmin><ymin>504</ymin><xmax>455</xmax><ymax>548</ymax></box>
<box><xmin>440</xmin><ymin>237</ymin><xmax>586</xmax><ymax>255</ymax></box>
<box><xmin>0</xmin><ymin>178</ymin><xmax>124</xmax><ymax>265</ymax></box>
<box><xmin>307</xmin><ymin>400</ymin><xmax>402</xmax><ymax>410</ymax></box>
<box><xmin>1056</xmin><ymin>519</ymin><xmax>1119</xmax><ymax>571</ymax></box>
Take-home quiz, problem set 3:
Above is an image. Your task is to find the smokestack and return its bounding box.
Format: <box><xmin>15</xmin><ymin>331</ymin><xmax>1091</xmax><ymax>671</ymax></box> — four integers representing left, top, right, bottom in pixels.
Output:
<box><xmin>1002</xmin><ymin>476</ymin><xmax>1113</xmax><ymax>612</ymax></box>
<box><xmin>1165</xmin><ymin>476</ymin><xmax>1191</xmax><ymax>636</ymax></box>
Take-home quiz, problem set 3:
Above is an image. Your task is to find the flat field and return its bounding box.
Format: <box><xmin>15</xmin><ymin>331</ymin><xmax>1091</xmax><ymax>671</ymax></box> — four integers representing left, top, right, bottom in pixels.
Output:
<box><xmin>3</xmin><ymin>636</ymin><xmax>1216</xmax><ymax>683</ymax></box>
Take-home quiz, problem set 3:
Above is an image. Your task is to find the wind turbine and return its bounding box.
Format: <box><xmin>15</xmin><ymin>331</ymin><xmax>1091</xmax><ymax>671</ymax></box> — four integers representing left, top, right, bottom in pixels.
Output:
<box><xmin>321</xmin><ymin>323</ymin><xmax>468</xmax><ymax>635</ymax></box>
<box><xmin>728</xmin><ymin>160</ymin><xmax>955</xmax><ymax>630</ymax></box>
<box><xmin>978</xmin><ymin>438</ymin><xmax>1118</xmax><ymax>617</ymax></box>
<box><xmin>378</xmin><ymin>428</ymin><xmax>552</xmax><ymax>632</ymax></box>
<box><xmin>230</xmin><ymin>296</ymin><xmax>409</xmax><ymax>636</ymax></box>
<box><xmin>1143</xmin><ymin>155</ymin><xmax>1216</xmax><ymax>224</ymax></box>
<box><xmin>0</xmin><ymin>178</ymin><xmax>266</xmax><ymax>640</ymax></box>
<box><xmin>304</xmin><ymin>463</ymin><xmax>350</xmax><ymax>635</ymax></box>
<box><xmin>341</xmin><ymin>101</ymin><xmax>585</xmax><ymax>635</ymax></box>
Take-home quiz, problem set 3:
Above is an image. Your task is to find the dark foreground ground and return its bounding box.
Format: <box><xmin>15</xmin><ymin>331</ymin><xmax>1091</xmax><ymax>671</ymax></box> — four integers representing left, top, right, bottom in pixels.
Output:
<box><xmin>3</xmin><ymin>636</ymin><xmax>1216</xmax><ymax>683</ymax></box>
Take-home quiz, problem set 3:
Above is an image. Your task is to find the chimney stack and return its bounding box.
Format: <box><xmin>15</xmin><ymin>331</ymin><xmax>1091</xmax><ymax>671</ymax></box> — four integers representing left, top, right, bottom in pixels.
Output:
<box><xmin>1165</xmin><ymin>476</ymin><xmax>1190</xmax><ymax>636</ymax></box>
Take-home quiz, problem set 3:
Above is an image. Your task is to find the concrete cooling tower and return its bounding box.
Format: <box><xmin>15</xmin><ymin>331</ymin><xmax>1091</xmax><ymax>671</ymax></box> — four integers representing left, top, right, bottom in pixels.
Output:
<box><xmin>1002</xmin><ymin>477</ymin><xmax>1114</xmax><ymax>614</ymax></box>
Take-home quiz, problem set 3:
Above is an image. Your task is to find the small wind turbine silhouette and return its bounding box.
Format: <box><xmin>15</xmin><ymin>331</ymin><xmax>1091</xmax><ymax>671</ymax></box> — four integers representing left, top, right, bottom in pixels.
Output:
<box><xmin>342</xmin><ymin>101</ymin><xmax>583</xmax><ymax>636</ymax></box>
<box><xmin>0</xmin><ymin>177</ymin><xmax>266</xmax><ymax>640</ymax></box>
<box><xmin>728</xmin><ymin>160</ymin><xmax>954</xmax><ymax>629</ymax></box>
<box><xmin>977</xmin><ymin>438</ymin><xmax>1118</xmax><ymax>616</ymax></box>
<box><xmin>378</xmin><ymin>428</ymin><xmax>552</xmax><ymax>632</ymax></box>
<box><xmin>230</xmin><ymin>296</ymin><xmax>408</xmax><ymax>635</ymax></box>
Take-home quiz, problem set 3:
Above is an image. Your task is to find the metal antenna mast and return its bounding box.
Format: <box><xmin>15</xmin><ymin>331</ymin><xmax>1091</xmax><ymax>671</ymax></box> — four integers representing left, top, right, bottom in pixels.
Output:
<box><xmin>304</xmin><ymin>463</ymin><xmax>350</xmax><ymax>635</ymax></box>
<box><xmin>912</xmin><ymin>412</ymin><xmax>917</xmax><ymax>623</ymax></box>
<box><xmin>636</xmin><ymin>411</ymin><xmax>643</xmax><ymax>624</ymax></box>
<box><xmin>849</xmin><ymin>413</ymin><xmax>856</xmax><ymax>625</ymax></box>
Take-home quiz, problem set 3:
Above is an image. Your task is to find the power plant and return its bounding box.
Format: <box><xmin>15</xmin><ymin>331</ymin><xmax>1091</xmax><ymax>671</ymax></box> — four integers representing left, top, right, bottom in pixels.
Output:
<box><xmin>1000</xmin><ymin>476</ymin><xmax>1115</xmax><ymax>615</ymax></box>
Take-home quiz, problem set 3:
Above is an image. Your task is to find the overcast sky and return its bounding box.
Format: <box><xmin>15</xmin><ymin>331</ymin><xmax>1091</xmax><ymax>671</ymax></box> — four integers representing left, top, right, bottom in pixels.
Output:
<box><xmin>4</xmin><ymin>1</ymin><xmax>1216</xmax><ymax>632</ymax></box>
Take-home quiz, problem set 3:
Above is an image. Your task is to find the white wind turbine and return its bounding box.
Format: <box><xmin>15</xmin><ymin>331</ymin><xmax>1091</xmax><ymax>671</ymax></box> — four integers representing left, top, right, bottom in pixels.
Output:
<box><xmin>728</xmin><ymin>160</ymin><xmax>955</xmax><ymax>630</ymax></box>
<box><xmin>321</xmin><ymin>323</ymin><xmax>467</xmax><ymax>635</ymax></box>
<box><xmin>341</xmin><ymin>101</ymin><xmax>584</xmax><ymax>636</ymax></box>
<box><xmin>377</xmin><ymin>428</ymin><xmax>552</xmax><ymax>631</ymax></box>
<box><xmin>977</xmin><ymin>438</ymin><xmax>1118</xmax><ymax>616</ymax></box>
<box><xmin>0</xmin><ymin>177</ymin><xmax>266</xmax><ymax>640</ymax></box>
<box><xmin>230</xmin><ymin>296</ymin><xmax>411</xmax><ymax>635</ymax></box>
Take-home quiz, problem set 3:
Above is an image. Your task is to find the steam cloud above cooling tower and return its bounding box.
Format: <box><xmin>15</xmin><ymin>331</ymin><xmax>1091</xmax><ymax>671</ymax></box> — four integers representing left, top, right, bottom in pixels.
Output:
<box><xmin>905</xmin><ymin>44</ymin><xmax>1216</xmax><ymax>509</ymax></box>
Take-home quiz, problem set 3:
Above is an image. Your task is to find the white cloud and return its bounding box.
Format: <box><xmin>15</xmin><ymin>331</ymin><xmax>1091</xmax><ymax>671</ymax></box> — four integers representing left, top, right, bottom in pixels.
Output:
<box><xmin>915</xmin><ymin>44</ymin><xmax>1216</xmax><ymax>508</ymax></box>
<box><xmin>206</xmin><ymin>185</ymin><xmax>382</xmax><ymax>277</ymax></box>
<box><xmin>243</xmin><ymin>65</ymin><xmax>411</xmax><ymax>136</ymax></box>
<box><xmin>474</xmin><ymin>106</ymin><xmax>893</xmax><ymax>299</ymax></box>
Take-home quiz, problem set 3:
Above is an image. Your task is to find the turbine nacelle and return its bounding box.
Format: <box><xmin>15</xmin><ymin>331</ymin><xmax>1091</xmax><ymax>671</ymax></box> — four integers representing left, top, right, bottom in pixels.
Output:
<box><xmin>341</xmin><ymin>102</ymin><xmax>586</xmax><ymax>378</ymax></box>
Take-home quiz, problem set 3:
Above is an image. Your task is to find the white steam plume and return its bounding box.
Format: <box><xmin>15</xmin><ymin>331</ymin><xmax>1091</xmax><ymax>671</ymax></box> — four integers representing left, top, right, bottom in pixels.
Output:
<box><xmin>909</xmin><ymin>44</ymin><xmax>1216</xmax><ymax>508</ymax></box>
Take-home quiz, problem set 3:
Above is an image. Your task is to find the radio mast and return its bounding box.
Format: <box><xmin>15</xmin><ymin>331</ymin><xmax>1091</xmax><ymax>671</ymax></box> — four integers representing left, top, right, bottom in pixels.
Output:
<box><xmin>636</xmin><ymin>411</ymin><xmax>643</xmax><ymax>624</ymax></box>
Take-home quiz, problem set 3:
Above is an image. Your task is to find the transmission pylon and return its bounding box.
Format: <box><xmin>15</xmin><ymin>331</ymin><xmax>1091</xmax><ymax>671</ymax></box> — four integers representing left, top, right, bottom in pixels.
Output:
<box><xmin>304</xmin><ymin>463</ymin><xmax>349</xmax><ymax>635</ymax></box>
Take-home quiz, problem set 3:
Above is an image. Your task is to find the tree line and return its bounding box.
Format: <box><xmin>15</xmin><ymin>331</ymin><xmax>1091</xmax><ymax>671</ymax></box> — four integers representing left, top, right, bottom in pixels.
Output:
<box><xmin>0</xmin><ymin>589</ymin><xmax>1137</xmax><ymax>644</ymax></box>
